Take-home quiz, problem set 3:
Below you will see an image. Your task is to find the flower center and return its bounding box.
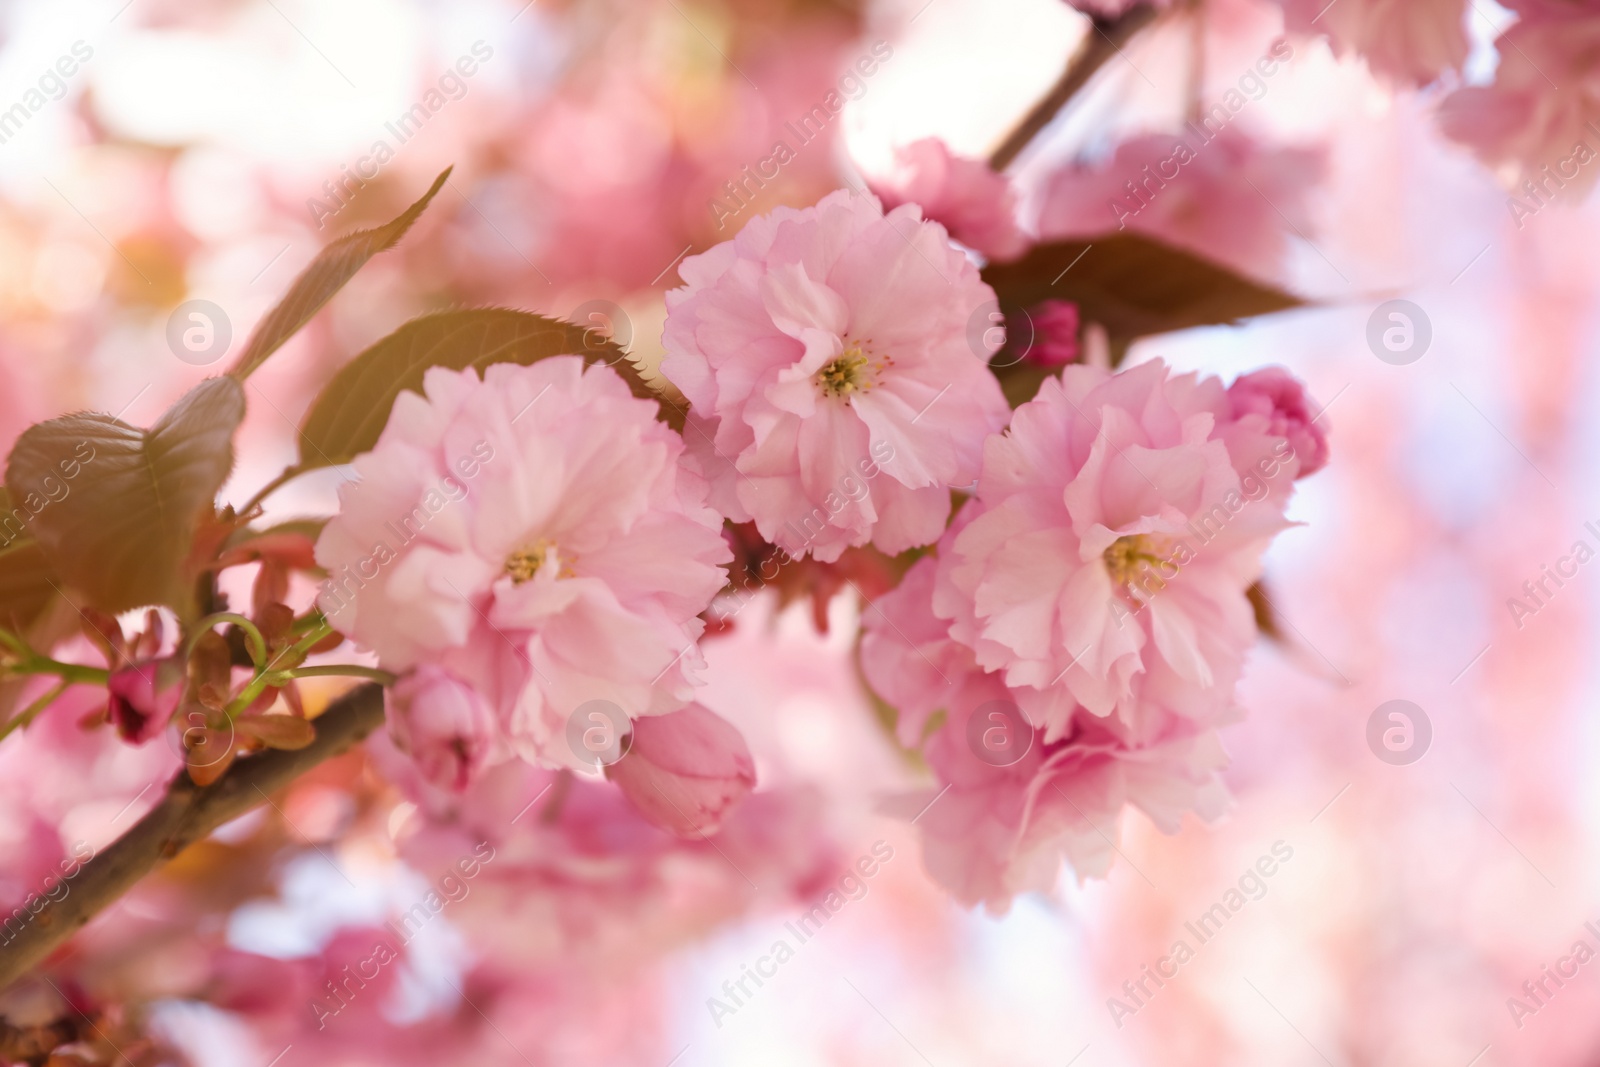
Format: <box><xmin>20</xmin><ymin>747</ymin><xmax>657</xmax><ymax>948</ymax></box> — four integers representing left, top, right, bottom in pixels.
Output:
<box><xmin>1102</xmin><ymin>534</ymin><xmax>1168</xmax><ymax>588</ymax></box>
<box><xmin>504</xmin><ymin>540</ymin><xmax>568</xmax><ymax>584</ymax></box>
<box><xmin>816</xmin><ymin>340</ymin><xmax>889</xmax><ymax>399</ymax></box>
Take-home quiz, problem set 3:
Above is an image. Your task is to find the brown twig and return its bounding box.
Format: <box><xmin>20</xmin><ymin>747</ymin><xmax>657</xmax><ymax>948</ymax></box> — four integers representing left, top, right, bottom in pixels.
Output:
<box><xmin>0</xmin><ymin>682</ymin><xmax>386</xmax><ymax>993</ymax></box>
<box><xmin>986</xmin><ymin>4</ymin><xmax>1162</xmax><ymax>172</ymax></box>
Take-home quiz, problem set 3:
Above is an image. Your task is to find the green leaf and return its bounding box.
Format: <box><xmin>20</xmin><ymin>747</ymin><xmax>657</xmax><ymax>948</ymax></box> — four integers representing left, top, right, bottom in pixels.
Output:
<box><xmin>0</xmin><ymin>537</ymin><xmax>58</xmax><ymax>634</ymax></box>
<box><xmin>0</xmin><ymin>488</ymin><xmax>28</xmax><ymax>550</ymax></box>
<box><xmin>981</xmin><ymin>232</ymin><xmax>1303</xmax><ymax>350</ymax></box>
<box><xmin>4</xmin><ymin>377</ymin><xmax>246</xmax><ymax>614</ymax></box>
<box><xmin>228</xmin><ymin>167</ymin><xmax>453</xmax><ymax>379</ymax></box>
<box><xmin>295</xmin><ymin>308</ymin><xmax>660</xmax><ymax>471</ymax></box>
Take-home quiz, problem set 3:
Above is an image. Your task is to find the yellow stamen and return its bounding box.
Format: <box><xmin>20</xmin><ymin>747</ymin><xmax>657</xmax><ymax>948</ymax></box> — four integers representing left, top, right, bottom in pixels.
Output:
<box><xmin>818</xmin><ymin>347</ymin><xmax>871</xmax><ymax>397</ymax></box>
<box><xmin>505</xmin><ymin>541</ymin><xmax>567</xmax><ymax>583</ymax></box>
<box><xmin>1103</xmin><ymin>535</ymin><xmax>1169</xmax><ymax>587</ymax></box>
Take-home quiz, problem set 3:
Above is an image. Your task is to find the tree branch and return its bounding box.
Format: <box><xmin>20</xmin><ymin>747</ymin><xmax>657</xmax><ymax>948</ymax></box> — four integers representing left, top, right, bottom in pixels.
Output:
<box><xmin>0</xmin><ymin>683</ymin><xmax>386</xmax><ymax>993</ymax></box>
<box><xmin>987</xmin><ymin>5</ymin><xmax>1162</xmax><ymax>172</ymax></box>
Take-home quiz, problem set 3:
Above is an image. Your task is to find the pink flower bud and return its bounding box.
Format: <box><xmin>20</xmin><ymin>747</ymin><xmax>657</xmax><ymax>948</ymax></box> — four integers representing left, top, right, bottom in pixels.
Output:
<box><xmin>1024</xmin><ymin>300</ymin><xmax>1081</xmax><ymax>367</ymax></box>
<box><xmin>1227</xmin><ymin>367</ymin><xmax>1329</xmax><ymax>478</ymax></box>
<box><xmin>388</xmin><ymin>667</ymin><xmax>497</xmax><ymax>792</ymax></box>
<box><xmin>608</xmin><ymin>704</ymin><xmax>756</xmax><ymax>838</ymax></box>
<box><xmin>107</xmin><ymin>657</ymin><xmax>185</xmax><ymax>744</ymax></box>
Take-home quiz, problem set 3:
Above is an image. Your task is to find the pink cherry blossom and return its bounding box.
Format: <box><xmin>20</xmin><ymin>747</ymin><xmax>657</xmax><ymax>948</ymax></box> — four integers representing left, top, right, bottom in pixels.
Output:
<box><xmin>316</xmin><ymin>359</ymin><xmax>731</xmax><ymax>770</ymax></box>
<box><xmin>1226</xmin><ymin>366</ymin><xmax>1329</xmax><ymax>479</ymax></box>
<box><xmin>106</xmin><ymin>657</ymin><xmax>184</xmax><ymax>744</ymax></box>
<box><xmin>1022</xmin><ymin>300</ymin><xmax>1082</xmax><ymax>368</ymax></box>
<box><xmin>1439</xmin><ymin>2</ymin><xmax>1600</xmax><ymax>195</ymax></box>
<box><xmin>931</xmin><ymin>360</ymin><xmax>1301</xmax><ymax>741</ymax></box>
<box><xmin>865</xmin><ymin>138</ymin><xmax>1029</xmax><ymax>262</ymax></box>
<box><xmin>901</xmin><ymin>706</ymin><xmax>1230</xmax><ymax>913</ymax></box>
<box><xmin>388</xmin><ymin>666</ymin><xmax>502</xmax><ymax>792</ymax></box>
<box><xmin>661</xmin><ymin>189</ymin><xmax>1012</xmax><ymax>562</ymax></box>
<box><xmin>1280</xmin><ymin>0</ymin><xmax>1469</xmax><ymax>86</ymax></box>
<box><xmin>376</xmin><ymin>741</ymin><xmax>843</xmax><ymax>973</ymax></box>
<box><xmin>862</xmin><ymin>555</ymin><xmax>1229</xmax><ymax>912</ymax></box>
<box><xmin>1036</xmin><ymin>128</ymin><xmax>1323</xmax><ymax>279</ymax></box>
<box><xmin>606</xmin><ymin>703</ymin><xmax>756</xmax><ymax>837</ymax></box>
<box><xmin>859</xmin><ymin>549</ymin><xmax>996</xmax><ymax>750</ymax></box>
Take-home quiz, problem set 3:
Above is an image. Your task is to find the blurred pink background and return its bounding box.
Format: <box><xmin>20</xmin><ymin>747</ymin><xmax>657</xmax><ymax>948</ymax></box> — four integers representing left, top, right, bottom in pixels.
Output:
<box><xmin>1</xmin><ymin>0</ymin><xmax>1595</xmax><ymax>1064</ymax></box>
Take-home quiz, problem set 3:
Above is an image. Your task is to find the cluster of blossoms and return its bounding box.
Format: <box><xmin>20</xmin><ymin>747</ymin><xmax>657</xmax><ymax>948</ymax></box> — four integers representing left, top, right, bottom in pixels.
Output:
<box><xmin>317</xmin><ymin>177</ymin><xmax>1326</xmax><ymax>909</ymax></box>
<box><xmin>862</xmin><ymin>359</ymin><xmax>1325</xmax><ymax>908</ymax></box>
<box><xmin>12</xmin><ymin>0</ymin><xmax>1587</xmax><ymax>1058</ymax></box>
<box><xmin>314</xmin><ymin>358</ymin><xmax>752</xmax><ymax>834</ymax></box>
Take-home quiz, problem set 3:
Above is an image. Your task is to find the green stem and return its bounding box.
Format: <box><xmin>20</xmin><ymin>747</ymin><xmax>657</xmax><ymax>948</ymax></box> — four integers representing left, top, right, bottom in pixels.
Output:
<box><xmin>269</xmin><ymin>665</ymin><xmax>396</xmax><ymax>687</ymax></box>
<box><xmin>0</xmin><ymin>629</ymin><xmax>31</xmax><ymax>659</ymax></box>
<box><xmin>0</xmin><ymin>631</ymin><xmax>108</xmax><ymax>745</ymax></box>
<box><xmin>290</xmin><ymin>610</ymin><xmax>329</xmax><ymax>637</ymax></box>
<box><xmin>0</xmin><ymin>680</ymin><xmax>71</xmax><ymax>743</ymax></box>
<box><xmin>281</xmin><ymin>621</ymin><xmax>335</xmax><ymax>663</ymax></box>
<box><xmin>225</xmin><ymin>620</ymin><xmax>337</xmax><ymax>718</ymax></box>
<box><xmin>188</xmin><ymin>613</ymin><xmax>268</xmax><ymax>668</ymax></box>
<box><xmin>7</xmin><ymin>656</ymin><xmax>109</xmax><ymax>686</ymax></box>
